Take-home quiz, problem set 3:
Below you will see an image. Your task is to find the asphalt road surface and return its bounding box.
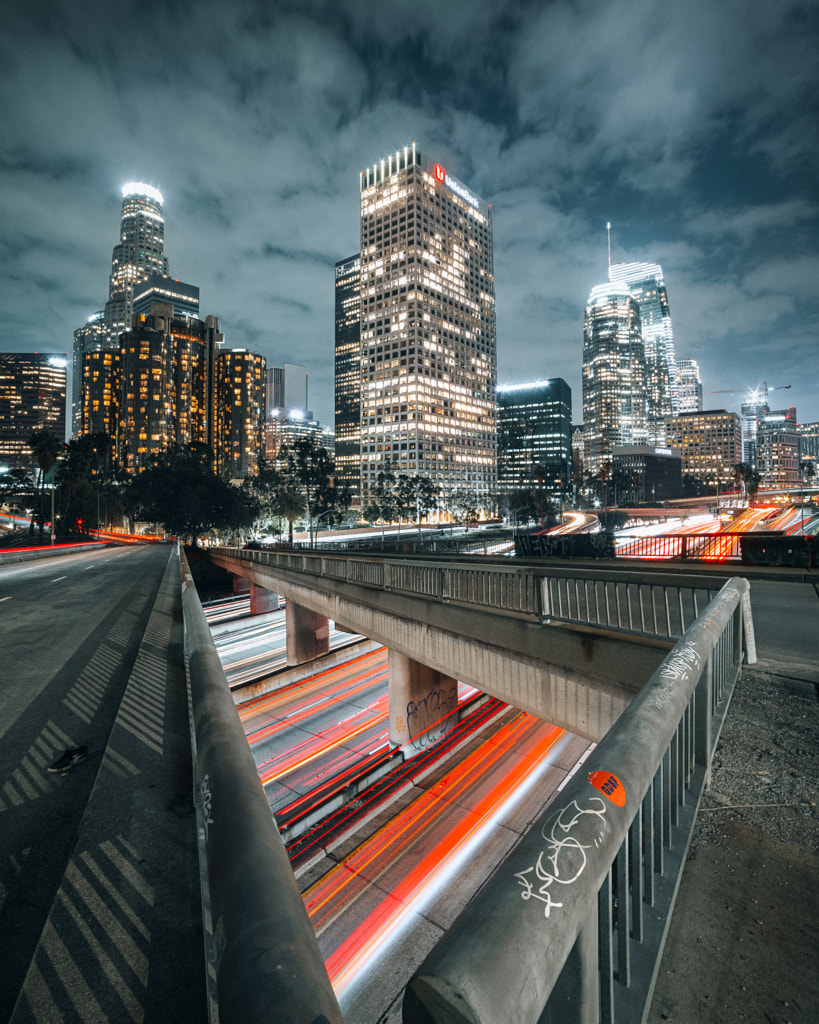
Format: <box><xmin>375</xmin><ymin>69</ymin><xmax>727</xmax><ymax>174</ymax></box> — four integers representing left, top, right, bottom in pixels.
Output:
<box><xmin>0</xmin><ymin>545</ymin><xmax>172</xmax><ymax>1022</ymax></box>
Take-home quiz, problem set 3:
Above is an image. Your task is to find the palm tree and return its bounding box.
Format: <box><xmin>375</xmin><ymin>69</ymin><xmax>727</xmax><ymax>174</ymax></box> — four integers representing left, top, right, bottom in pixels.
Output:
<box><xmin>29</xmin><ymin>429</ymin><xmax>63</xmax><ymax>540</ymax></box>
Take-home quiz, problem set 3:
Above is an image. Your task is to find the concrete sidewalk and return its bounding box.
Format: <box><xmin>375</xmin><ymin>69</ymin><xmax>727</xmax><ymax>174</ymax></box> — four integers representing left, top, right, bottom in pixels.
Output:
<box><xmin>9</xmin><ymin>549</ymin><xmax>205</xmax><ymax>1023</ymax></box>
<box><xmin>649</xmin><ymin>656</ymin><xmax>819</xmax><ymax>1023</ymax></box>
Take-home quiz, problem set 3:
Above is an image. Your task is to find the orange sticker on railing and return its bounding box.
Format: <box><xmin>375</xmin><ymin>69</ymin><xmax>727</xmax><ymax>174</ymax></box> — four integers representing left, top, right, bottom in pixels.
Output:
<box><xmin>589</xmin><ymin>771</ymin><xmax>626</xmax><ymax>807</ymax></box>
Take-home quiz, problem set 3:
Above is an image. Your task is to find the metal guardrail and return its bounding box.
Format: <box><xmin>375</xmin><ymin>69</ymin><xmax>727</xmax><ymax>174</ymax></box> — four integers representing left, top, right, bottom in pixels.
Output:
<box><xmin>403</xmin><ymin>577</ymin><xmax>755</xmax><ymax>1024</ymax></box>
<box><xmin>222</xmin><ymin>548</ymin><xmax>727</xmax><ymax>641</ymax></box>
<box><xmin>179</xmin><ymin>547</ymin><xmax>343</xmax><ymax>1024</ymax></box>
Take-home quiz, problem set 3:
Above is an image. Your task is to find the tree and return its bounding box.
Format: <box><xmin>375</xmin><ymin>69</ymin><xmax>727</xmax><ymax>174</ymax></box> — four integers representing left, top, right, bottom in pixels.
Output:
<box><xmin>733</xmin><ymin>462</ymin><xmax>761</xmax><ymax>506</ymax></box>
<box><xmin>396</xmin><ymin>474</ymin><xmax>439</xmax><ymax>535</ymax></box>
<box><xmin>126</xmin><ymin>445</ymin><xmax>258</xmax><ymax>544</ymax></box>
<box><xmin>364</xmin><ymin>470</ymin><xmax>398</xmax><ymax>541</ymax></box>
<box><xmin>0</xmin><ymin>467</ymin><xmax>34</xmax><ymax>513</ymax></box>
<box><xmin>278</xmin><ymin>437</ymin><xmax>343</xmax><ymax>546</ymax></box>
<box><xmin>446</xmin><ymin>488</ymin><xmax>480</xmax><ymax>531</ymax></box>
<box><xmin>29</xmin><ymin>429</ymin><xmax>63</xmax><ymax>539</ymax></box>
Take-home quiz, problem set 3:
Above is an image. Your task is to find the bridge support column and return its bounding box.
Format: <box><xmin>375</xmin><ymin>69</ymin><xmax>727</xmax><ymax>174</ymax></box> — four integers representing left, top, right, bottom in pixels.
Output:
<box><xmin>249</xmin><ymin>582</ymin><xmax>279</xmax><ymax>615</ymax></box>
<box><xmin>286</xmin><ymin>601</ymin><xmax>329</xmax><ymax>666</ymax></box>
<box><xmin>388</xmin><ymin>650</ymin><xmax>458</xmax><ymax>755</ymax></box>
<box><xmin>232</xmin><ymin>574</ymin><xmax>250</xmax><ymax>595</ymax></box>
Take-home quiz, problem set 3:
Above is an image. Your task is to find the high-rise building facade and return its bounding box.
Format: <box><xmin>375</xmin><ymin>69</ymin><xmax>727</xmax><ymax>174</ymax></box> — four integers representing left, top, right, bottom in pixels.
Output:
<box><xmin>0</xmin><ymin>353</ymin><xmax>67</xmax><ymax>469</ymax></box>
<box><xmin>72</xmin><ymin>312</ymin><xmax>106</xmax><ymax>436</ymax></box>
<box><xmin>675</xmin><ymin>358</ymin><xmax>703</xmax><ymax>414</ymax></box>
<box><xmin>358</xmin><ymin>145</ymin><xmax>496</xmax><ymax>505</ymax></box>
<box><xmin>609</xmin><ymin>261</ymin><xmax>676</xmax><ymax>435</ymax></box>
<box><xmin>757</xmin><ymin>407</ymin><xmax>800</xmax><ymax>488</ymax></box>
<box><xmin>214</xmin><ymin>349</ymin><xmax>266</xmax><ymax>479</ymax></box>
<box><xmin>666</xmin><ymin>410</ymin><xmax>741</xmax><ymax>492</ymax></box>
<box><xmin>103</xmin><ymin>183</ymin><xmax>169</xmax><ymax>345</ymax></box>
<box><xmin>334</xmin><ymin>253</ymin><xmax>362</xmax><ymax>505</ymax></box>
<box><xmin>133</xmin><ymin>275</ymin><xmax>199</xmax><ymax>319</ymax></box>
<box><xmin>117</xmin><ymin>304</ymin><xmax>223</xmax><ymax>474</ymax></box>
<box><xmin>497</xmin><ymin>379</ymin><xmax>572</xmax><ymax>495</ymax></box>
<box><xmin>582</xmin><ymin>281</ymin><xmax>647</xmax><ymax>474</ymax></box>
<box><xmin>81</xmin><ymin>349</ymin><xmax>121</xmax><ymax>440</ymax></box>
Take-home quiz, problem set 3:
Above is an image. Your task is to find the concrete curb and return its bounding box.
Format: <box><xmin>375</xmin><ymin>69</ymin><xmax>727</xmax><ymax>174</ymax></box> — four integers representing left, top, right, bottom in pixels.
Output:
<box><xmin>10</xmin><ymin>547</ymin><xmax>205</xmax><ymax>1024</ymax></box>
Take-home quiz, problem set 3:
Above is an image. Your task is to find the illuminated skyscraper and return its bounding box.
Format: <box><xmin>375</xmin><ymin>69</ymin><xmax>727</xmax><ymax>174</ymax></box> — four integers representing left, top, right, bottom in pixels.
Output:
<box><xmin>582</xmin><ymin>282</ymin><xmax>647</xmax><ymax>474</ymax></box>
<box><xmin>358</xmin><ymin>145</ymin><xmax>496</xmax><ymax>505</ymax></box>
<box><xmin>104</xmin><ymin>182</ymin><xmax>169</xmax><ymax>345</ymax></box>
<box><xmin>675</xmin><ymin>358</ymin><xmax>703</xmax><ymax>414</ymax></box>
<box><xmin>72</xmin><ymin>311</ymin><xmax>106</xmax><ymax>436</ymax></box>
<box><xmin>0</xmin><ymin>353</ymin><xmax>67</xmax><ymax>469</ymax></box>
<box><xmin>609</xmin><ymin>261</ymin><xmax>676</xmax><ymax>436</ymax></box>
<box><xmin>214</xmin><ymin>349</ymin><xmax>266</xmax><ymax>478</ymax></box>
<box><xmin>497</xmin><ymin>379</ymin><xmax>572</xmax><ymax>495</ymax></box>
<box><xmin>334</xmin><ymin>253</ymin><xmax>362</xmax><ymax>504</ymax></box>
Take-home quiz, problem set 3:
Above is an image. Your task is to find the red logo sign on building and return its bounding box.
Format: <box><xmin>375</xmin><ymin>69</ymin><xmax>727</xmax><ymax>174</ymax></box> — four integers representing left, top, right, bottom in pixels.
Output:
<box><xmin>434</xmin><ymin>163</ymin><xmax>446</xmax><ymax>182</ymax></box>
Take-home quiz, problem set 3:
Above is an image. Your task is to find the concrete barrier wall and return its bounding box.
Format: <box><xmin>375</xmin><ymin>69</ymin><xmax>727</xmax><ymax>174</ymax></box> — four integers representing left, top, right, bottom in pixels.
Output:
<box><xmin>179</xmin><ymin>548</ymin><xmax>343</xmax><ymax>1024</ymax></box>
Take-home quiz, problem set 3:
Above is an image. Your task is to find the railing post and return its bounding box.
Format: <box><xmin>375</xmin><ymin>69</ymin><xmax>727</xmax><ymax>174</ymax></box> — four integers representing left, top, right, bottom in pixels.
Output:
<box><xmin>542</xmin><ymin>905</ymin><xmax>600</xmax><ymax>1024</ymax></box>
<box><xmin>694</xmin><ymin>656</ymin><xmax>713</xmax><ymax>785</ymax></box>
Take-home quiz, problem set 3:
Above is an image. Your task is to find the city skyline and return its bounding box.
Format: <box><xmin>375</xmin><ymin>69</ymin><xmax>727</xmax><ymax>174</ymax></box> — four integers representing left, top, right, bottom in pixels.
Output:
<box><xmin>2</xmin><ymin>1</ymin><xmax>817</xmax><ymax>431</ymax></box>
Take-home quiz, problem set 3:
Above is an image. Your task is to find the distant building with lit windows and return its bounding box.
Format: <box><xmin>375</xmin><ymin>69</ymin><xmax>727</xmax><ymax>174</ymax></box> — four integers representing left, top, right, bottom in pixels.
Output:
<box><xmin>611</xmin><ymin>445</ymin><xmax>682</xmax><ymax>502</ymax></box>
<box><xmin>666</xmin><ymin>410</ymin><xmax>740</xmax><ymax>492</ymax></box>
<box><xmin>71</xmin><ymin>312</ymin><xmax>106</xmax><ymax>436</ymax></box>
<box><xmin>133</xmin><ymin>275</ymin><xmax>199</xmax><ymax>319</ymax></box>
<box><xmin>358</xmin><ymin>145</ymin><xmax>496</xmax><ymax>505</ymax></box>
<box><xmin>799</xmin><ymin>421</ymin><xmax>819</xmax><ymax>462</ymax></box>
<box><xmin>81</xmin><ymin>349</ymin><xmax>120</xmax><ymax>440</ymax></box>
<box><xmin>117</xmin><ymin>303</ymin><xmax>223</xmax><ymax>474</ymax></box>
<box><xmin>0</xmin><ymin>353</ymin><xmax>67</xmax><ymax>469</ymax></box>
<box><xmin>609</xmin><ymin>261</ymin><xmax>676</xmax><ymax>433</ymax></box>
<box><xmin>334</xmin><ymin>253</ymin><xmax>362</xmax><ymax>505</ymax></box>
<box><xmin>497</xmin><ymin>379</ymin><xmax>572</xmax><ymax>495</ymax></box>
<box><xmin>675</xmin><ymin>358</ymin><xmax>703</xmax><ymax>414</ymax></box>
<box><xmin>214</xmin><ymin>349</ymin><xmax>266</xmax><ymax>479</ymax></box>
<box><xmin>582</xmin><ymin>281</ymin><xmax>647</xmax><ymax>474</ymax></box>
<box><xmin>104</xmin><ymin>183</ymin><xmax>170</xmax><ymax>346</ymax></box>
<box><xmin>757</xmin><ymin>407</ymin><xmax>799</xmax><ymax>488</ymax></box>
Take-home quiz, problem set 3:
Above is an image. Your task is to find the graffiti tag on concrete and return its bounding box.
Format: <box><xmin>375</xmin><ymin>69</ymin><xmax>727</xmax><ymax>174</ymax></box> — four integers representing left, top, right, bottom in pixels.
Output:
<box><xmin>407</xmin><ymin>685</ymin><xmax>458</xmax><ymax>749</ymax></box>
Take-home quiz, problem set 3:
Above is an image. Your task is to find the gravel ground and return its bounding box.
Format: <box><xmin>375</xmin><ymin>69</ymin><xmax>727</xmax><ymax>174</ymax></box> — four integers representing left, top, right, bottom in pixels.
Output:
<box><xmin>649</xmin><ymin>658</ymin><xmax>819</xmax><ymax>1023</ymax></box>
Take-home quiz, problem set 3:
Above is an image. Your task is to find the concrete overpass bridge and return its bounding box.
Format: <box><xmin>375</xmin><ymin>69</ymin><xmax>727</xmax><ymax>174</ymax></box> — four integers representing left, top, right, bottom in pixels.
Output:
<box><xmin>208</xmin><ymin>547</ymin><xmax>728</xmax><ymax>747</ymax></box>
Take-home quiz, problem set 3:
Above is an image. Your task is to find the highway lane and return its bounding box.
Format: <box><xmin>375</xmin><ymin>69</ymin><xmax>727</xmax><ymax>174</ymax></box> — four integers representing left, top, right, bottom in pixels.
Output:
<box><xmin>238</xmin><ymin>647</ymin><xmax>478</xmax><ymax>814</ymax></box>
<box><xmin>213</xmin><ymin>608</ymin><xmax>362</xmax><ymax>686</ymax></box>
<box><xmin>0</xmin><ymin>543</ymin><xmax>174</xmax><ymax>1020</ymax></box>
<box><xmin>300</xmin><ymin>711</ymin><xmax>591</xmax><ymax>1019</ymax></box>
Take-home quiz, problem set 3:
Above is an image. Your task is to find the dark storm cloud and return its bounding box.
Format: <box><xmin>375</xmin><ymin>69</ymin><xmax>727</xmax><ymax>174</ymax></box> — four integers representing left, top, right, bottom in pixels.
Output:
<box><xmin>1</xmin><ymin>0</ymin><xmax>817</xmax><ymax>427</ymax></box>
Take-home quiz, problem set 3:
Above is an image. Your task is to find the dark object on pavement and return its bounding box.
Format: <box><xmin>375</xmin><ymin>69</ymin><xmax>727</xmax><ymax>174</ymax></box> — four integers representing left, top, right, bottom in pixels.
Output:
<box><xmin>47</xmin><ymin>746</ymin><xmax>88</xmax><ymax>773</ymax></box>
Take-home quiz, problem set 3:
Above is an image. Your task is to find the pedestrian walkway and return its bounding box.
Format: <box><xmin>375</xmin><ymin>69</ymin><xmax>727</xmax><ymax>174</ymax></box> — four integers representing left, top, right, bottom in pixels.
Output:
<box><xmin>1</xmin><ymin>547</ymin><xmax>204</xmax><ymax>1024</ymax></box>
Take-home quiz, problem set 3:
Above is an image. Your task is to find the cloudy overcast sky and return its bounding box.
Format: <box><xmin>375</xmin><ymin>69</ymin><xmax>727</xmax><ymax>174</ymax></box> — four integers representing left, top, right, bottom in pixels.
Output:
<box><xmin>2</xmin><ymin>0</ymin><xmax>817</xmax><ymax>430</ymax></box>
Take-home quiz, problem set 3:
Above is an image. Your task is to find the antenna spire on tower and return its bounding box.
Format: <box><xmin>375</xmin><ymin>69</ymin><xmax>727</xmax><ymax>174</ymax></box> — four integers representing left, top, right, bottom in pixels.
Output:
<box><xmin>606</xmin><ymin>222</ymin><xmax>612</xmax><ymax>280</ymax></box>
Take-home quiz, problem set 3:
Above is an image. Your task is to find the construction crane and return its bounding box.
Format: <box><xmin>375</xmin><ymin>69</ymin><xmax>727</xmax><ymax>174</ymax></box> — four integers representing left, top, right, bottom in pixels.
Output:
<box><xmin>706</xmin><ymin>382</ymin><xmax>791</xmax><ymax>402</ymax></box>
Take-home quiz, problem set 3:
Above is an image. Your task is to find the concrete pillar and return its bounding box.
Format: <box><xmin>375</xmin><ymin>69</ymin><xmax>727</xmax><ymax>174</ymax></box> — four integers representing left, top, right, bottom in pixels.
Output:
<box><xmin>232</xmin><ymin>574</ymin><xmax>250</xmax><ymax>595</ymax></box>
<box><xmin>286</xmin><ymin>601</ymin><xmax>330</xmax><ymax>666</ymax></box>
<box><xmin>388</xmin><ymin>650</ymin><xmax>458</xmax><ymax>754</ymax></box>
<box><xmin>250</xmin><ymin>582</ymin><xmax>279</xmax><ymax>615</ymax></box>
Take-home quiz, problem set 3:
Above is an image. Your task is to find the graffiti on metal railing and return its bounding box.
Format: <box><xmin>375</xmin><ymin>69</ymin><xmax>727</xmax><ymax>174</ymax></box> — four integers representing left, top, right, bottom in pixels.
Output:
<box><xmin>200</xmin><ymin>773</ymin><xmax>214</xmax><ymax>841</ymax></box>
<box><xmin>514</xmin><ymin>797</ymin><xmax>608</xmax><ymax>918</ymax></box>
<box><xmin>407</xmin><ymin>684</ymin><xmax>458</xmax><ymax>750</ymax></box>
<box><xmin>516</xmin><ymin>532</ymin><xmax>616</xmax><ymax>559</ymax></box>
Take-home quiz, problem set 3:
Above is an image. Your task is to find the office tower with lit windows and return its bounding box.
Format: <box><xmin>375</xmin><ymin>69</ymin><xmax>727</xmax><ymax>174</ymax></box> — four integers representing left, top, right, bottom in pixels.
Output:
<box><xmin>104</xmin><ymin>182</ymin><xmax>170</xmax><ymax>345</ymax></box>
<box><xmin>214</xmin><ymin>349</ymin><xmax>266</xmax><ymax>478</ymax></box>
<box><xmin>266</xmin><ymin>364</ymin><xmax>308</xmax><ymax>419</ymax></box>
<box><xmin>117</xmin><ymin>303</ymin><xmax>223</xmax><ymax>474</ymax></box>
<box><xmin>0</xmin><ymin>353</ymin><xmax>67</xmax><ymax>469</ymax></box>
<box><xmin>358</xmin><ymin>145</ymin><xmax>496</xmax><ymax>505</ymax></box>
<box><xmin>757</xmin><ymin>407</ymin><xmax>800</xmax><ymax>487</ymax></box>
<box><xmin>72</xmin><ymin>312</ymin><xmax>106</xmax><ymax>436</ymax></box>
<box><xmin>133</xmin><ymin>275</ymin><xmax>199</xmax><ymax>319</ymax></box>
<box><xmin>675</xmin><ymin>358</ymin><xmax>703</xmax><ymax>414</ymax></box>
<box><xmin>799</xmin><ymin>422</ymin><xmax>819</xmax><ymax>462</ymax></box>
<box><xmin>497</xmin><ymin>379</ymin><xmax>572</xmax><ymax>495</ymax></box>
<box><xmin>81</xmin><ymin>349</ymin><xmax>121</xmax><ymax>439</ymax></box>
<box><xmin>335</xmin><ymin>253</ymin><xmax>362</xmax><ymax>504</ymax></box>
<box><xmin>666</xmin><ymin>409</ymin><xmax>740</xmax><ymax>492</ymax></box>
<box><xmin>609</xmin><ymin>261</ymin><xmax>676</xmax><ymax>434</ymax></box>
<box><xmin>582</xmin><ymin>281</ymin><xmax>647</xmax><ymax>474</ymax></box>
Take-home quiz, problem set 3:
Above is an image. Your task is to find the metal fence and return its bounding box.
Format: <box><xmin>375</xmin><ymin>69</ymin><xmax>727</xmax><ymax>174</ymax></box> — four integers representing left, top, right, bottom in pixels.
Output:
<box><xmin>403</xmin><ymin>577</ymin><xmax>756</xmax><ymax>1024</ymax></box>
<box><xmin>223</xmin><ymin>548</ymin><xmax>727</xmax><ymax>641</ymax></box>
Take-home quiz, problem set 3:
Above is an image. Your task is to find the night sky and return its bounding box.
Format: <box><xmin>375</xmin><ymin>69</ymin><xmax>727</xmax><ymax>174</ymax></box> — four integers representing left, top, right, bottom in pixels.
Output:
<box><xmin>2</xmin><ymin>0</ymin><xmax>817</xmax><ymax>430</ymax></box>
